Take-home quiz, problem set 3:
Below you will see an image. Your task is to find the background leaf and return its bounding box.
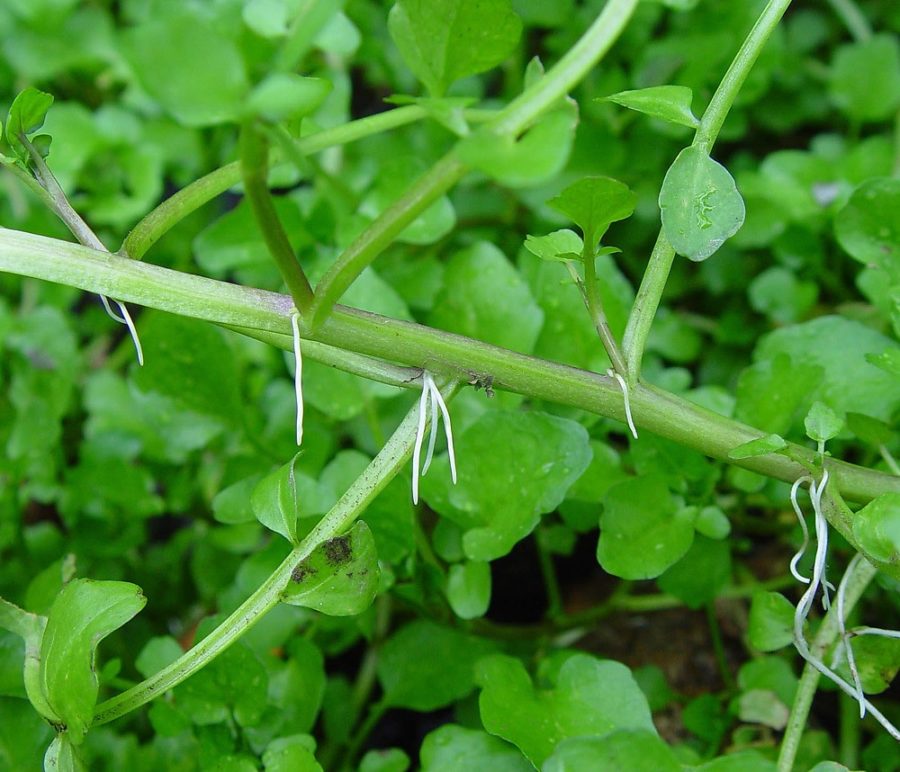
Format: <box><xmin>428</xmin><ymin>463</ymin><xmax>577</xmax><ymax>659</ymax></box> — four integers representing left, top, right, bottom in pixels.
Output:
<box><xmin>388</xmin><ymin>0</ymin><xmax>522</xmax><ymax>96</ymax></box>
<box><xmin>547</xmin><ymin>176</ymin><xmax>637</xmax><ymax>248</ymax></box>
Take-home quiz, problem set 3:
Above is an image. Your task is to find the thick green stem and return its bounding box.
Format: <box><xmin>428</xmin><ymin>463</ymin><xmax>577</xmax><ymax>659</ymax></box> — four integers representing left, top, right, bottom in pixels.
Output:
<box><xmin>3</xmin><ymin>229</ymin><xmax>899</xmax><ymax>505</ymax></box>
<box><xmin>777</xmin><ymin>558</ymin><xmax>877</xmax><ymax>772</ymax></box>
<box><xmin>239</xmin><ymin>122</ymin><xmax>314</xmax><ymax>315</ymax></box>
<box><xmin>308</xmin><ymin>0</ymin><xmax>641</xmax><ymax>327</ymax></box>
<box><xmin>623</xmin><ymin>0</ymin><xmax>793</xmax><ymax>382</ymax></box>
<box><xmin>118</xmin><ymin>105</ymin><xmax>431</xmax><ymax>260</ymax></box>
<box><xmin>93</xmin><ymin>390</ymin><xmax>432</xmax><ymax>726</ymax></box>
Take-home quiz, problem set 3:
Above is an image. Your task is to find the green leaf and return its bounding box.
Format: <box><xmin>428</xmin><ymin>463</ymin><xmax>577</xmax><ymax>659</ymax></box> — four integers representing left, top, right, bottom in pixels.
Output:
<box><xmin>39</xmin><ymin>579</ymin><xmax>146</xmax><ymax>743</ymax></box>
<box><xmin>0</xmin><ymin>598</ymin><xmax>53</xmax><ymax>722</ymax></box>
<box><xmin>0</xmin><ymin>697</ymin><xmax>53</xmax><ymax>770</ymax></box>
<box><xmin>748</xmin><ymin>267</ymin><xmax>818</xmax><ymax>324</ymax></box>
<box><xmin>359</xmin><ymin>748</ymin><xmax>410</xmax><ymax>772</ymax></box>
<box><xmin>753</xmin><ymin>317</ymin><xmax>900</xmax><ymax>422</ymax></box>
<box><xmin>124</xmin><ymin>10</ymin><xmax>249</xmax><ymax>126</ymax></box>
<box><xmin>422</xmin><ymin>410</ymin><xmax>591</xmax><ymax>561</ymax></box>
<box><xmin>543</xmin><ymin>730</ymin><xmax>682</xmax><ymax>772</ymax></box>
<box><xmin>243</xmin><ymin>0</ymin><xmax>291</xmax><ymax>38</ymax></box>
<box><xmin>867</xmin><ymin>349</ymin><xmax>900</xmax><ymax>380</ymax></box>
<box><xmin>835</xmin><ymin>178</ymin><xmax>900</xmax><ymax>280</ymax></box>
<box><xmin>5</xmin><ymin>87</ymin><xmax>54</xmax><ymax>162</ymax></box>
<box><xmin>420</xmin><ymin>725</ymin><xmax>530</xmax><ymax>771</ymax></box>
<box><xmin>804</xmin><ymin>401</ymin><xmax>843</xmax><ymax>445</ymax></box>
<box><xmin>387</xmin><ymin>0</ymin><xmax>522</xmax><ymax>97</ymax></box>
<box><xmin>597</xmin><ymin>476</ymin><xmax>694</xmax><ymax>580</ymax></box>
<box><xmin>377</xmin><ymin>620</ymin><xmax>495</xmax><ymax>711</ymax></box>
<box><xmin>602</xmin><ymin>85</ymin><xmax>699</xmax><ymax>129</ymax></box>
<box><xmin>748</xmin><ymin>592</ymin><xmax>795</xmax><ymax>652</ymax></box>
<box><xmin>131</xmin><ymin>312</ymin><xmax>242</xmax><ymax>425</ymax></box>
<box><xmin>659</xmin><ymin>146</ymin><xmax>746</xmax><ymax>261</ymax></box>
<box><xmin>547</xmin><ymin>176</ymin><xmax>637</xmax><ymax>249</ymax></box>
<box><xmin>252</xmin><ymin>454</ymin><xmax>303</xmax><ymax>544</ymax></box>
<box><xmin>734</xmin><ymin>353</ymin><xmax>824</xmax><ymax>435</ymax></box>
<box><xmin>845</xmin><ymin>635</ymin><xmax>900</xmax><ymax>694</ymax></box>
<box><xmin>429</xmin><ymin>242</ymin><xmax>544</xmax><ymax>355</ymax></box>
<box><xmin>281</xmin><ymin>522</ymin><xmax>380</xmax><ymax>616</ymax></box>
<box><xmin>728</xmin><ymin>434</ymin><xmax>787</xmax><ymax>460</ymax></box>
<box><xmin>476</xmin><ymin>653</ymin><xmax>655</xmax><ymax>766</ymax></box>
<box><xmin>456</xmin><ymin>104</ymin><xmax>577</xmax><ymax>188</ymax></box>
<box><xmin>846</xmin><ymin>412</ymin><xmax>894</xmax><ymax>447</ymax></box>
<box><xmin>246</xmin><ymin>74</ymin><xmax>332</xmax><ymax>123</ymax></box>
<box><xmin>446</xmin><ymin>561</ymin><xmax>491</xmax><ymax>619</ymax></box>
<box><xmin>262</xmin><ymin>735</ymin><xmax>322</xmax><ymax>772</ymax></box>
<box><xmin>523</xmin><ymin>229</ymin><xmax>583</xmax><ymax>263</ymax></box>
<box><xmin>43</xmin><ymin>733</ymin><xmax>87</xmax><ymax>772</ymax></box>
<box><xmin>852</xmin><ymin>493</ymin><xmax>900</xmax><ymax>565</ymax></box>
<box><xmin>694</xmin><ymin>506</ymin><xmax>731</xmax><ymax>540</ymax></box>
<box><xmin>829</xmin><ymin>35</ymin><xmax>900</xmax><ymax>123</ymax></box>
<box><xmin>657</xmin><ymin>536</ymin><xmax>731</xmax><ymax>609</ymax></box>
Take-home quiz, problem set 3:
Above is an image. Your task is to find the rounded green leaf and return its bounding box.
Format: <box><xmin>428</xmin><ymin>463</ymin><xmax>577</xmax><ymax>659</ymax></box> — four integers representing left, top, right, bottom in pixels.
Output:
<box><xmin>829</xmin><ymin>35</ymin><xmax>900</xmax><ymax>123</ymax></box>
<box><xmin>748</xmin><ymin>591</ymin><xmax>795</xmax><ymax>652</ymax></box>
<box><xmin>523</xmin><ymin>229</ymin><xmax>583</xmax><ymax>263</ymax></box>
<box><xmin>388</xmin><ymin>0</ymin><xmax>522</xmax><ymax>97</ymax></box>
<box><xmin>804</xmin><ymin>401</ymin><xmax>843</xmax><ymax>445</ymax></box>
<box><xmin>659</xmin><ymin>146</ymin><xmax>746</xmax><ymax>262</ymax></box>
<box><xmin>835</xmin><ymin>178</ymin><xmax>900</xmax><ymax>279</ymax></box>
<box><xmin>246</xmin><ymin>74</ymin><xmax>332</xmax><ymax>123</ymax></box>
<box><xmin>597</xmin><ymin>476</ymin><xmax>694</xmax><ymax>580</ymax></box>
<box><xmin>5</xmin><ymin>87</ymin><xmax>54</xmax><ymax>161</ymax></box>
<box><xmin>476</xmin><ymin>653</ymin><xmax>655</xmax><ymax>766</ymax></box>
<box><xmin>695</xmin><ymin>506</ymin><xmax>731</xmax><ymax>540</ymax></box>
<box><xmin>446</xmin><ymin>560</ymin><xmax>491</xmax><ymax>619</ymax></box>
<box><xmin>852</xmin><ymin>493</ymin><xmax>900</xmax><ymax>565</ymax></box>
<box><xmin>124</xmin><ymin>10</ymin><xmax>249</xmax><ymax>126</ymax></box>
<box><xmin>603</xmin><ymin>85</ymin><xmax>699</xmax><ymax>129</ymax></box>
<box><xmin>420</xmin><ymin>725</ymin><xmax>530</xmax><ymax>771</ymax></box>
<box><xmin>282</xmin><ymin>522</ymin><xmax>380</xmax><ymax>616</ymax></box>
<box><xmin>657</xmin><ymin>536</ymin><xmax>731</xmax><ymax>609</ymax></box>
<box><xmin>377</xmin><ymin>620</ymin><xmax>496</xmax><ymax>711</ymax></box>
<box><xmin>543</xmin><ymin>730</ymin><xmax>681</xmax><ymax>772</ymax></box>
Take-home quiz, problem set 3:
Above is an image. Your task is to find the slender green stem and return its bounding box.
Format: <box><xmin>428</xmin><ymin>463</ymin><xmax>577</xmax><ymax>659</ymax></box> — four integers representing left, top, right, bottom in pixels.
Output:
<box><xmin>119</xmin><ymin>105</ymin><xmax>431</xmax><ymax>260</ymax></box>
<box><xmin>706</xmin><ymin>602</ymin><xmax>735</xmax><ymax>691</ymax></box>
<box><xmin>580</xmin><ymin>251</ymin><xmax>627</xmax><ymax>376</ymax></box>
<box><xmin>309</xmin><ymin>152</ymin><xmax>467</xmax><ymax>328</ymax></box>
<box><xmin>622</xmin><ymin>231</ymin><xmax>676</xmax><ymax>384</ymax></box>
<box><xmin>777</xmin><ymin>557</ymin><xmax>877</xmax><ymax>772</ymax></box>
<box><xmin>239</xmin><ymin>122</ymin><xmax>314</xmax><ymax>315</ymax></box>
<box><xmin>487</xmin><ymin>0</ymin><xmax>639</xmax><ymax>137</ymax></box>
<box><xmin>339</xmin><ymin>699</ymin><xmax>388</xmax><ymax>772</ymax></box>
<box><xmin>536</xmin><ymin>530</ymin><xmax>563</xmax><ymax>620</ymax></box>
<box><xmin>3</xmin><ymin>228</ymin><xmax>899</xmax><ymax>505</ymax></box>
<box><xmin>92</xmin><ymin>392</ymin><xmax>432</xmax><ymax>726</ymax></box>
<box><xmin>623</xmin><ymin>0</ymin><xmax>793</xmax><ymax>382</ymax></box>
<box><xmin>825</xmin><ymin>0</ymin><xmax>873</xmax><ymax>42</ymax></box>
<box><xmin>307</xmin><ymin>0</ymin><xmax>641</xmax><ymax>327</ymax></box>
<box><xmin>838</xmin><ymin>691</ymin><xmax>861</xmax><ymax>769</ymax></box>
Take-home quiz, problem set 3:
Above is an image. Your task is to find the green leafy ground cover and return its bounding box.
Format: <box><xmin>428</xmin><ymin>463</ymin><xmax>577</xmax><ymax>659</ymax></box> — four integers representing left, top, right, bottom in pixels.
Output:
<box><xmin>0</xmin><ymin>0</ymin><xmax>899</xmax><ymax>770</ymax></box>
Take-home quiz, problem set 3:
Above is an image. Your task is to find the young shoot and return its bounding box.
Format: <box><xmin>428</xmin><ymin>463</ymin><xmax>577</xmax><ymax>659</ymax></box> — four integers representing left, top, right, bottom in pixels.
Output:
<box><xmin>411</xmin><ymin>372</ymin><xmax>457</xmax><ymax>505</ymax></box>
<box><xmin>291</xmin><ymin>311</ymin><xmax>304</xmax><ymax>446</ymax></box>
<box><xmin>607</xmin><ymin>368</ymin><xmax>638</xmax><ymax>439</ymax></box>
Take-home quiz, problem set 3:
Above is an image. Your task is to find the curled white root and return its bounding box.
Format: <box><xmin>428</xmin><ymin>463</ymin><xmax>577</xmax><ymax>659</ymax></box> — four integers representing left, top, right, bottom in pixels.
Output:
<box><xmin>291</xmin><ymin>311</ymin><xmax>303</xmax><ymax>446</ymax></box>
<box><xmin>411</xmin><ymin>372</ymin><xmax>457</xmax><ymax>504</ymax></box>
<box><xmin>607</xmin><ymin>369</ymin><xmax>637</xmax><ymax>439</ymax></box>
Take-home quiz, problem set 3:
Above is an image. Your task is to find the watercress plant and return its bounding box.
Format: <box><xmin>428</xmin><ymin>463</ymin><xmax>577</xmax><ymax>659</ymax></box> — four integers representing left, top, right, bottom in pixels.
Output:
<box><xmin>1</xmin><ymin>0</ymin><xmax>899</xmax><ymax>770</ymax></box>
